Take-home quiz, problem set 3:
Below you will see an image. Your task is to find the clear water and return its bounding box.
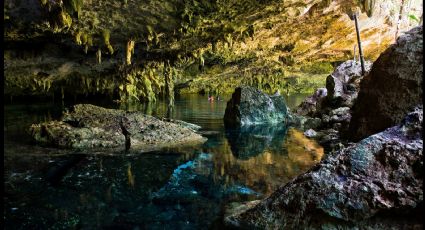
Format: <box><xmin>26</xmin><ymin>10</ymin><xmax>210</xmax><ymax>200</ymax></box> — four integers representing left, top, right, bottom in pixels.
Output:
<box><xmin>4</xmin><ymin>94</ymin><xmax>323</xmax><ymax>229</ymax></box>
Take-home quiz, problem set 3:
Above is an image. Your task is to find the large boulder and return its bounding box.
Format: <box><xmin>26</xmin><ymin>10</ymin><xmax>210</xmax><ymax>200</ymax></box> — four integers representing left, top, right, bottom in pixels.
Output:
<box><xmin>295</xmin><ymin>87</ymin><xmax>327</xmax><ymax>116</ymax></box>
<box><xmin>348</xmin><ymin>26</ymin><xmax>423</xmax><ymax>141</ymax></box>
<box><xmin>224</xmin><ymin>86</ymin><xmax>289</xmax><ymax>127</ymax></box>
<box><xmin>225</xmin><ymin>106</ymin><xmax>423</xmax><ymax>229</ymax></box>
<box><xmin>29</xmin><ymin>104</ymin><xmax>206</xmax><ymax>151</ymax></box>
<box><xmin>325</xmin><ymin>60</ymin><xmax>372</xmax><ymax>108</ymax></box>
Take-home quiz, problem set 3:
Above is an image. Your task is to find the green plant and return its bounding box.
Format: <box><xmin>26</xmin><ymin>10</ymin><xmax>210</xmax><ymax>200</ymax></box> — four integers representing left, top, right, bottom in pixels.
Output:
<box><xmin>408</xmin><ymin>14</ymin><xmax>419</xmax><ymax>22</ymax></box>
<box><xmin>300</xmin><ymin>62</ymin><xmax>334</xmax><ymax>74</ymax></box>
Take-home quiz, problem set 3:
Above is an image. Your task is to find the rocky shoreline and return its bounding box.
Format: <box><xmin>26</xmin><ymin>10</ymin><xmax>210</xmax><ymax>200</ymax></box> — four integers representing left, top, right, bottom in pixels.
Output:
<box><xmin>225</xmin><ymin>106</ymin><xmax>423</xmax><ymax>229</ymax></box>
<box><xmin>224</xmin><ymin>26</ymin><xmax>423</xmax><ymax>229</ymax></box>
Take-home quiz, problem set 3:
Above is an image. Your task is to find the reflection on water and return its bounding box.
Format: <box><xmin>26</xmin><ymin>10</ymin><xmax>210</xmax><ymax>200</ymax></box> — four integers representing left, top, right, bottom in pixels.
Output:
<box><xmin>4</xmin><ymin>93</ymin><xmax>322</xmax><ymax>229</ymax></box>
<box><xmin>225</xmin><ymin>125</ymin><xmax>288</xmax><ymax>159</ymax></box>
<box><xmin>203</xmin><ymin>127</ymin><xmax>324</xmax><ymax>195</ymax></box>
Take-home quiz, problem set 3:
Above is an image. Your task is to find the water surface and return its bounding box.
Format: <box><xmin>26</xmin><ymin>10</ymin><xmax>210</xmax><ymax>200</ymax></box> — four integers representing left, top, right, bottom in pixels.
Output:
<box><xmin>4</xmin><ymin>93</ymin><xmax>323</xmax><ymax>229</ymax></box>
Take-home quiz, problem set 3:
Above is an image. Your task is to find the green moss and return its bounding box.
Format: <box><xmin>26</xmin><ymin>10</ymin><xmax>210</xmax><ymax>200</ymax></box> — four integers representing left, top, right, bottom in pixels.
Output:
<box><xmin>300</xmin><ymin>62</ymin><xmax>334</xmax><ymax>74</ymax></box>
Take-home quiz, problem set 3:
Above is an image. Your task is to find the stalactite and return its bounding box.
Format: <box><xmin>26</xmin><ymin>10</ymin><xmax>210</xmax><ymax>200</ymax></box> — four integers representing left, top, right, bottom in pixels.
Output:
<box><xmin>126</xmin><ymin>39</ymin><xmax>135</xmax><ymax>65</ymax></box>
<box><xmin>96</xmin><ymin>49</ymin><xmax>101</xmax><ymax>64</ymax></box>
<box><xmin>363</xmin><ymin>0</ymin><xmax>376</xmax><ymax>17</ymax></box>
<box><xmin>164</xmin><ymin>62</ymin><xmax>175</xmax><ymax>108</ymax></box>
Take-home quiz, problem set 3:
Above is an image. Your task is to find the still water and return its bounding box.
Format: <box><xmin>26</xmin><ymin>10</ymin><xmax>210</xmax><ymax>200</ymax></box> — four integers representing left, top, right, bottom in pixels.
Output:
<box><xmin>4</xmin><ymin>94</ymin><xmax>323</xmax><ymax>229</ymax></box>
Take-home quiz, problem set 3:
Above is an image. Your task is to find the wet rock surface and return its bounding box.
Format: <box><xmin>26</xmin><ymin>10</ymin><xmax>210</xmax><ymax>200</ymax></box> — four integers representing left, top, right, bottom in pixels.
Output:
<box><xmin>349</xmin><ymin>26</ymin><xmax>423</xmax><ymax>141</ymax></box>
<box><xmin>29</xmin><ymin>104</ymin><xmax>206</xmax><ymax>151</ymax></box>
<box><xmin>225</xmin><ymin>106</ymin><xmax>423</xmax><ymax>229</ymax></box>
<box><xmin>224</xmin><ymin>86</ymin><xmax>289</xmax><ymax>127</ymax></box>
<box><xmin>152</xmin><ymin>153</ymin><xmax>262</xmax><ymax>204</ymax></box>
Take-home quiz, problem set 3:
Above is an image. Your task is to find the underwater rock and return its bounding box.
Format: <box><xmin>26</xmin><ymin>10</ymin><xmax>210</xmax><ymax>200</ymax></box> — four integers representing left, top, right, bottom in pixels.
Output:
<box><xmin>152</xmin><ymin>153</ymin><xmax>261</xmax><ymax>204</ymax></box>
<box><xmin>225</xmin><ymin>106</ymin><xmax>423</xmax><ymax>229</ymax></box>
<box><xmin>29</xmin><ymin>104</ymin><xmax>206</xmax><ymax>151</ymax></box>
<box><xmin>349</xmin><ymin>26</ymin><xmax>423</xmax><ymax>141</ymax></box>
<box><xmin>223</xmin><ymin>86</ymin><xmax>289</xmax><ymax>127</ymax></box>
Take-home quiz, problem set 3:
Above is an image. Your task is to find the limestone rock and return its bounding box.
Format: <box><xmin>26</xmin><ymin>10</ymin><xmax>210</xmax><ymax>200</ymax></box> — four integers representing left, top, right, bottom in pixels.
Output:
<box><xmin>29</xmin><ymin>104</ymin><xmax>206</xmax><ymax>151</ymax></box>
<box><xmin>288</xmin><ymin>114</ymin><xmax>321</xmax><ymax>131</ymax></box>
<box><xmin>303</xmin><ymin>129</ymin><xmax>317</xmax><ymax>138</ymax></box>
<box><xmin>295</xmin><ymin>88</ymin><xmax>327</xmax><ymax>116</ymax></box>
<box><xmin>349</xmin><ymin>26</ymin><xmax>423</xmax><ymax>141</ymax></box>
<box><xmin>225</xmin><ymin>106</ymin><xmax>423</xmax><ymax>229</ymax></box>
<box><xmin>224</xmin><ymin>87</ymin><xmax>289</xmax><ymax>127</ymax></box>
<box><xmin>325</xmin><ymin>60</ymin><xmax>372</xmax><ymax>108</ymax></box>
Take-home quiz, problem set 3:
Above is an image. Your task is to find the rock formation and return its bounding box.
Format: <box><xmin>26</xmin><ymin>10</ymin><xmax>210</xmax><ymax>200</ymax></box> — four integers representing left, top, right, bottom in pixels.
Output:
<box><xmin>225</xmin><ymin>106</ymin><xmax>423</xmax><ymax>229</ymax></box>
<box><xmin>293</xmin><ymin>60</ymin><xmax>372</xmax><ymax>151</ymax></box>
<box><xmin>325</xmin><ymin>60</ymin><xmax>372</xmax><ymax>108</ymax></box>
<box><xmin>224</xmin><ymin>86</ymin><xmax>289</xmax><ymax>127</ymax></box>
<box><xmin>29</xmin><ymin>104</ymin><xmax>206</xmax><ymax>151</ymax></box>
<box><xmin>348</xmin><ymin>26</ymin><xmax>423</xmax><ymax>141</ymax></box>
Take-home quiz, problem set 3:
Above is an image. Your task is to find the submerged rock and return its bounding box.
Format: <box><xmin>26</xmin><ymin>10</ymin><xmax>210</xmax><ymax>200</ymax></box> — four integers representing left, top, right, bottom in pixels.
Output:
<box><xmin>152</xmin><ymin>153</ymin><xmax>261</xmax><ymax>204</ymax></box>
<box><xmin>29</xmin><ymin>104</ymin><xmax>206</xmax><ymax>151</ymax></box>
<box><xmin>349</xmin><ymin>26</ymin><xmax>423</xmax><ymax>141</ymax></box>
<box><xmin>225</xmin><ymin>106</ymin><xmax>423</xmax><ymax>229</ymax></box>
<box><xmin>224</xmin><ymin>86</ymin><xmax>289</xmax><ymax>127</ymax></box>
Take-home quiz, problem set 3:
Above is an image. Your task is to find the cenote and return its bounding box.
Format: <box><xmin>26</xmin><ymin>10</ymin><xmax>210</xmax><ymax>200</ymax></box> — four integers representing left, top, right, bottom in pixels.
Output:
<box><xmin>5</xmin><ymin>0</ymin><xmax>423</xmax><ymax>229</ymax></box>
<box><xmin>4</xmin><ymin>94</ymin><xmax>324</xmax><ymax>229</ymax></box>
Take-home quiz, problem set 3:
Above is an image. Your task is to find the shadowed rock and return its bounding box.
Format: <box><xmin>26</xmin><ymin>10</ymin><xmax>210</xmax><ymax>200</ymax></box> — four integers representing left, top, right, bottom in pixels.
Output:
<box><xmin>348</xmin><ymin>26</ymin><xmax>423</xmax><ymax>141</ymax></box>
<box><xmin>29</xmin><ymin>104</ymin><xmax>206</xmax><ymax>151</ymax></box>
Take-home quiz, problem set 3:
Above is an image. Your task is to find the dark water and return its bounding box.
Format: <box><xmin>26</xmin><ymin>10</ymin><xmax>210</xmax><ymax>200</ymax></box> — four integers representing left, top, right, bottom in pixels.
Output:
<box><xmin>4</xmin><ymin>94</ymin><xmax>323</xmax><ymax>229</ymax></box>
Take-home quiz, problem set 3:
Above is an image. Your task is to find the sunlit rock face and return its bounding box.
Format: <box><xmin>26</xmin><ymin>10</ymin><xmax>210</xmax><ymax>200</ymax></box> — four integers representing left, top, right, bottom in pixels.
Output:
<box><xmin>224</xmin><ymin>87</ymin><xmax>289</xmax><ymax>127</ymax></box>
<box><xmin>225</xmin><ymin>106</ymin><xmax>423</xmax><ymax>229</ymax></box>
<box><xmin>348</xmin><ymin>26</ymin><xmax>423</xmax><ymax>141</ymax></box>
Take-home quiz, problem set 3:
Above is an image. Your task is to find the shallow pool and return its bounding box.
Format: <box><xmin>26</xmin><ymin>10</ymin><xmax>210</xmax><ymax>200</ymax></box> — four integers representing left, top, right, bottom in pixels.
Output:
<box><xmin>4</xmin><ymin>93</ymin><xmax>323</xmax><ymax>229</ymax></box>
